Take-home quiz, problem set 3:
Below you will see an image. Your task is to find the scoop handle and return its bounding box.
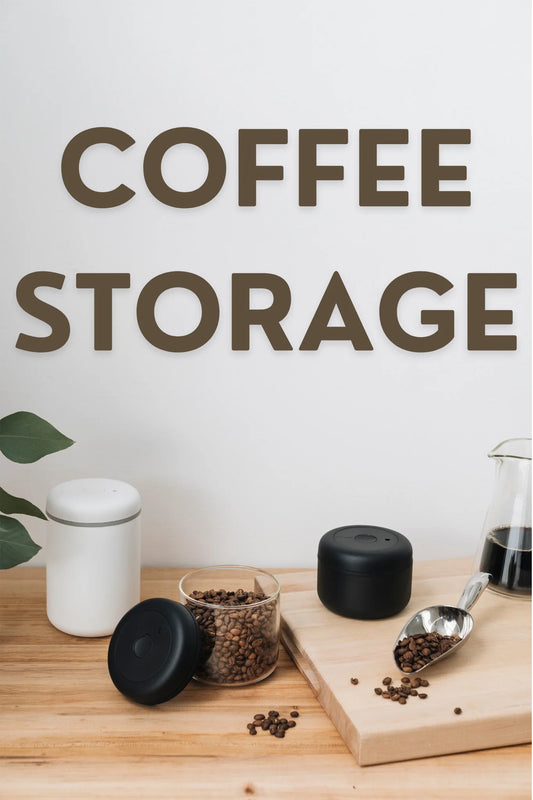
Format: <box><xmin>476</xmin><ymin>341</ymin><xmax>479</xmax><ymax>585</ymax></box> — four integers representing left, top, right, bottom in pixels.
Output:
<box><xmin>457</xmin><ymin>572</ymin><xmax>491</xmax><ymax>611</ymax></box>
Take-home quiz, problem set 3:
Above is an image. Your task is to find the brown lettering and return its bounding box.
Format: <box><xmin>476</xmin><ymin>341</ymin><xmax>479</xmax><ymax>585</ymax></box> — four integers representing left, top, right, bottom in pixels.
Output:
<box><xmin>359</xmin><ymin>129</ymin><xmax>408</xmax><ymax>207</ymax></box>
<box><xmin>421</xmin><ymin>129</ymin><xmax>471</xmax><ymax>206</ymax></box>
<box><xmin>238</xmin><ymin>129</ymin><xmax>288</xmax><ymax>206</ymax></box>
<box><xmin>380</xmin><ymin>271</ymin><xmax>454</xmax><ymax>351</ymax></box>
<box><xmin>467</xmin><ymin>273</ymin><xmax>517</xmax><ymax>350</ymax></box>
<box><xmin>76</xmin><ymin>273</ymin><xmax>131</xmax><ymax>350</ymax></box>
<box><xmin>143</xmin><ymin>128</ymin><xmax>226</xmax><ymax>208</ymax></box>
<box><xmin>232</xmin><ymin>273</ymin><xmax>292</xmax><ymax>350</ymax></box>
<box><xmin>16</xmin><ymin>272</ymin><xmax>70</xmax><ymax>352</ymax></box>
<box><xmin>136</xmin><ymin>272</ymin><xmax>219</xmax><ymax>351</ymax></box>
<box><xmin>299</xmin><ymin>129</ymin><xmax>348</xmax><ymax>206</ymax></box>
<box><xmin>61</xmin><ymin>127</ymin><xmax>135</xmax><ymax>208</ymax></box>
<box><xmin>300</xmin><ymin>271</ymin><xmax>373</xmax><ymax>350</ymax></box>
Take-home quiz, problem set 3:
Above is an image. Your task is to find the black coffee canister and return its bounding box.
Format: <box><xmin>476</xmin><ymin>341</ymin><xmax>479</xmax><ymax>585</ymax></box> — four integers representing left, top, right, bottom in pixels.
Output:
<box><xmin>317</xmin><ymin>525</ymin><xmax>412</xmax><ymax>619</ymax></box>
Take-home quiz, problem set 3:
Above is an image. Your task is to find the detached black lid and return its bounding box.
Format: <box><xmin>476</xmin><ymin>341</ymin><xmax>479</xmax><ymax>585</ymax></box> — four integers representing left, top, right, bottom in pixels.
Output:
<box><xmin>108</xmin><ymin>598</ymin><xmax>201</xmax><ymax>705</ymax></box>
<box><xmin>318</xmin><ymin>525</ymin><xmax>412</xmax><ymax>574</ymax></box>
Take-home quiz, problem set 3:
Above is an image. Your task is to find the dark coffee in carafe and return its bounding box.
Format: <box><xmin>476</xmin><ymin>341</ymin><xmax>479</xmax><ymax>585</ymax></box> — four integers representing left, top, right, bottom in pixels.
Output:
<box><xmin>480</xmin><ymin>525</ymin><xmax>532</xmax><ymax>596</ymax></box>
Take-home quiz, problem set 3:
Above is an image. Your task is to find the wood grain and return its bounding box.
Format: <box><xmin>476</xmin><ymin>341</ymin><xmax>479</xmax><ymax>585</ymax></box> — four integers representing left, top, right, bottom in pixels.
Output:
<box><xmin>0</xmin><ymin>566</ymin><xmax>530</xmax><ymax>800</ymax></box>
<box><xmin>273</xmin><ymin>559</ymin><xmax>531</xmax><ymax>765</ymax></box>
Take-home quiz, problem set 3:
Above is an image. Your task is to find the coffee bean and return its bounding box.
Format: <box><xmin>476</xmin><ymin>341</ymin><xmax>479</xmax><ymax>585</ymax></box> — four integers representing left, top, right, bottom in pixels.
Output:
<box><xmin>185</xmin><ymin>588</ymin><xmax>278</xmax><ymax>685</ymax></box>
<box><xmin>383</xmin><ymin>677</ymin><xmax>392</xmax><ymax>685</ymax></box>
<box><xmin>374</xmin><ymin>687</ymin><xmax>383</xmax><ymax>695</ymax></box>
<box><xmin>398</xmin><ymin>697</ymin><xmax>407</xmax><ymax>705</ymax></box>
<box><xmin>401</xmin><ymin>677</ymin><xmax>410</xmax><ymax>684</ymax></box>
<box><xmin>418</xmin><ymin>693</ymin><xmax>428</xmax><ymax>699</ymax></box>
<box><xmin>454</xmin><ymin>707</ymin><xmax>462</xmax><ymax>715</ymax></box>
<box><xmin>394</xmin><ymin>632</ymin><xmax>461</xmax><ymax>673</ymax></box>
<box><xmin>248</xmin><ymin>708</ymin><xmax>301</xmax><ymax>738</ymax></box>
<box><xmin>382</xmin><ymin>691</ymin><xmax>391</xmax><ymax>699</ymax></box>
<box><xmin>420</xmin><ymin>679</ymin><xmax>429</xmax><ymax>687</ymax></box>
<box><xmin>350</xmin><ymin>677</ymin><xmax>359</xmax><ymax>685</ymax></box>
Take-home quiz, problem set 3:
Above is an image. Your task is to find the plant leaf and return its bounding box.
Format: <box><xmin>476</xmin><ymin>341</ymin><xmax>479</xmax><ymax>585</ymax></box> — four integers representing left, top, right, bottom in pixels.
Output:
<box><xmin>0</xmin><ymin>515</ymin><xmax>41</xmax><ymax>569</ymax></box>
<box><xmin>0</xmin><ymin>411</ymin><xmax>74</xmax><ymax>463</ymax></box>
<box><xmin>0</xmin><ymin>486</ymin><xmax>47</xmax><ymax>520</ymax></box>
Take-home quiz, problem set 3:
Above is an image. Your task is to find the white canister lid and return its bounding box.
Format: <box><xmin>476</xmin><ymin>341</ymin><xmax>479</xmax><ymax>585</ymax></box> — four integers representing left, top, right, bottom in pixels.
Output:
<box><xmin>46</xmin><ymin>478</ymin><xmax>141</xmax><ymax>525</ymax></box>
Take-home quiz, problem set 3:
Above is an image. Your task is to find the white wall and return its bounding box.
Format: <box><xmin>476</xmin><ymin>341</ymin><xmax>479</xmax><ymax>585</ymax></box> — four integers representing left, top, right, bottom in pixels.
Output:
<box><xmin>1</xmin><ymin>0</ymin><xmax>530</xmax><ymax>568</ymax></box>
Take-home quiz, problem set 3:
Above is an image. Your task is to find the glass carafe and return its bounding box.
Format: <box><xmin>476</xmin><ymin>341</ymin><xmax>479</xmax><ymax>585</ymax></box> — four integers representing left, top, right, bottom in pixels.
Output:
<box><xmin>474</xmin><ymin>438</ymin><xmax>531</xmax><ymax>599</ymax></box>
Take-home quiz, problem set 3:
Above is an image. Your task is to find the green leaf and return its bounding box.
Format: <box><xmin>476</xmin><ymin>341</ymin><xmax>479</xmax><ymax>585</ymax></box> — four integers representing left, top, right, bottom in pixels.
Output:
<box><xmin>0</xmin><ymin>411</ymin><xmax>74</xmax><ymax>463</ymax></box>
<box><xmin>0</xmin><ymin>515</ymin><xmax>41</xmax><ymax>569</ymax></box>
<box><xmin>0</xmin><ymin>486</ymin><xmax>47</xmax><ymax>520</ymax></box>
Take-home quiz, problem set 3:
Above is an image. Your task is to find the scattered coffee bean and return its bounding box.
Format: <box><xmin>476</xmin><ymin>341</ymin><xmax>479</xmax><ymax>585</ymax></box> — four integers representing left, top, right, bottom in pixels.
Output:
<box><xmin>394</xmin><ymin>632</ymin><xmax>462</xmax><ymax>673</ymax></box>
<box><xmin>246</xmin><ymin>709</ymin><xmax>301</xmax><ymax>738</ymax></box>
<box><xmin>418</xmin><ymin>693</ymin><xmax>428</xmax><ymax>699</ymax></box>
<box><xmin>454</xmin><ymin>707</ymin><xmax>462</xmax><ymax>715</ymax></box>
<box><xmin>420</xmin><ymin>679</ymin><xmax>429</xmax><ymax>687</ymax></box>
<box><xmin>185</xmin><ymin>588</ymin><xmax>278</xmax><ymax>685</ymax></box>
<box><xmin>373</xmin><ymin>675</ymin><xmax>431</xmax><ymax>706</ymax></box>
<box><xmin>350</xmin><ymin>677</ymin><xmax>359</xmax><ymax>685</ymax></box>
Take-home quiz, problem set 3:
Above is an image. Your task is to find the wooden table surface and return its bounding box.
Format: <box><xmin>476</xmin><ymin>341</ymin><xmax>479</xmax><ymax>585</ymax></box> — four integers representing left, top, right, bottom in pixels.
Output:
<box><xmin>0</xmin><ymin>567</ymin><xmax>530</xmax><ymax>800</ymax></box>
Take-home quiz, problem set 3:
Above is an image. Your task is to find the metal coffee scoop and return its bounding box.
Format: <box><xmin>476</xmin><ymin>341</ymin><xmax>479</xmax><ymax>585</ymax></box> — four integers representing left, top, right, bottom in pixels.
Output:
<box><xmin>393</xmin><ymin>572</ymin><xmax>491</xmax><ymax>674</ymax></box>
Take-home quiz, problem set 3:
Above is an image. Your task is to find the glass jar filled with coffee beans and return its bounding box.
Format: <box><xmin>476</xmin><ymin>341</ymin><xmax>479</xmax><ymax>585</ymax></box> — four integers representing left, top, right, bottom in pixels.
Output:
<box><xmin>179</xmin><ymin>565</ymin><xmax>280</xmax><ymax>686</ymax></box>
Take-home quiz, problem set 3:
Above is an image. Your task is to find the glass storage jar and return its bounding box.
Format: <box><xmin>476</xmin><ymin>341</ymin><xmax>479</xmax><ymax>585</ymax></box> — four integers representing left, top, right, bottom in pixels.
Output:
<box><xmin>179</xmin><ymin>565</ymin><xmax>280</xmax><ymax>686</ymax></box>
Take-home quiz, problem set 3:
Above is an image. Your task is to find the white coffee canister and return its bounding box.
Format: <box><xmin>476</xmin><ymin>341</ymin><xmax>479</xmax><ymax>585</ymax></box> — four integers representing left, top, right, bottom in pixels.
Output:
<box><xmin>46</xmin><ymin>478</ymin><xmax>141</xmax><ymax>637</ymax></box>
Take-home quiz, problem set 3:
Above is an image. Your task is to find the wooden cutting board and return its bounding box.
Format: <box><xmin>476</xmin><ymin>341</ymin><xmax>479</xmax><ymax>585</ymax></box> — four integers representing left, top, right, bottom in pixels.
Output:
<box><xmin>270</xmin><ymin>559</ymin><xmax>531</xmax><ymax>766</ymax></box>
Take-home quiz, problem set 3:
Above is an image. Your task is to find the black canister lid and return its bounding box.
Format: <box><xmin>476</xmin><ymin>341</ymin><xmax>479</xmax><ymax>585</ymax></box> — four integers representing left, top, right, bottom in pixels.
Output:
<box><xmin>107</xmin><ymin>598</ymin><xmax>201</xmax><ymax>705</ymax></box>
<box><xmin>317</xmin><ymin>525</ymin><xmax>412</xmax><ymax>574</ymax></box>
